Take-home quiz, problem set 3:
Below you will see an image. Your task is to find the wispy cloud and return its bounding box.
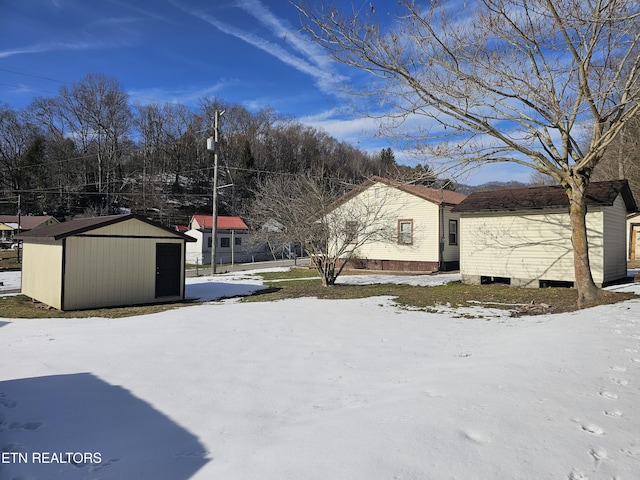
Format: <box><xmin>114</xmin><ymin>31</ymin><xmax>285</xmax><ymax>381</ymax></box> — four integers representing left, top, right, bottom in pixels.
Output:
<box><xmin>234</xmin><ymin>0</ymin><xmax>334</xmax><ymax>71</ymax></box>
<box><xmin>128</xmin><ymin>81</ymin><xmax>229</xmax><ymax>107</ymax></box>
<box><xmin>0</xmin><ymin>41</ymin><xmax>106</xmax><ymax>59</ymax></box>
<box><xmin>187</xmin><ymin>2</ymin><xmax>345</xmax><ymax>96</ymax></box>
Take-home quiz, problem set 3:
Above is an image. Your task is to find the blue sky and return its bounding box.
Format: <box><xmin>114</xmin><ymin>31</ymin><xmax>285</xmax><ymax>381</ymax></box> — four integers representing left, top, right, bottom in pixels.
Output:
<box><xmin>0</xmin><ymin>0</ymin><xmax>532</xmax><ymax>185</ymax></box>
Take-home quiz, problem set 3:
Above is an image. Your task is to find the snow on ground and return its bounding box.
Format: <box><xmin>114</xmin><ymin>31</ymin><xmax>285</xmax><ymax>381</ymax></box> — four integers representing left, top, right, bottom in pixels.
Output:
<box><xmin>1</xmin><ymin>269</ymin><xmax>640</xmax><ymax>479</ymax></box>
<box><xmin>0</xmin><ymin>270</ymin><xmax>21</xmax><ymax>292</ymax></box>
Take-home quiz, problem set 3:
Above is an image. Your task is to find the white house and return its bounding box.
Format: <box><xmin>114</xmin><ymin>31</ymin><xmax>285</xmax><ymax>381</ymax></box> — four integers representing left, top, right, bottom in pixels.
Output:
<box><xmin>452</xmin><ymin>180</ymin><xmax>637</xmax><ymax>288</ymax></box>
<box><xmin>185</xmin><ymin>215</ymin><xmax>255</xmax><ymax>266</ymax></box>
<box><xmin>325</xmin><ymin>176</ymin><xmax>467</xmax><ymax>272</ymax></box>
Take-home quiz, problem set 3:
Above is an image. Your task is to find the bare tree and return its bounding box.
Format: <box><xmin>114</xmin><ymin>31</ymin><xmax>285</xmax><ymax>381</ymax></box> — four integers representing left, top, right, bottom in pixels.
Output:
<box><xmin>249</xmin><ymin>174</ymin><xmax>397</xmax><ymax>286</ymax></box>
<box><xmin>592</xmin><ymin>114</ymin><xmax>640</xmax><ymax>200</ymax></box>
<box><xmin>57</xmin><ymin>73</ymin><xmax>132</xmax><ymax>211</ymax></box>
<box><xmin>295</xmin><ymin>0</ymin><xmax>640</xmax><ymax>305</ymax></box>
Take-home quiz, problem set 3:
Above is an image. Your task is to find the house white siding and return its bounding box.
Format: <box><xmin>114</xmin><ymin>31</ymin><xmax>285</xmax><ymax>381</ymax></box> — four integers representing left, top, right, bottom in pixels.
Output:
<box><xmin>185</xmin><ymin>228</ymin><xmax>255</xmax><ymax>266</ymax></box>
<box><xmin>185</xmin><ymin>229</ymin><xmax>205</xmax><ymax>264</ymax></box>
<box><xmin>329</xmin><ymin>181</ymin><xmax>462</xmax><ymax>271</ymax></box>
<box><xmin>602</xmin><ymin>195</ymin><xmax>629</xmax><ymax>281</ymax></box>
<box><xmin>460</xmin><ymin>195</ymin><xmax>629</xmax><ymax>287</ymax></box>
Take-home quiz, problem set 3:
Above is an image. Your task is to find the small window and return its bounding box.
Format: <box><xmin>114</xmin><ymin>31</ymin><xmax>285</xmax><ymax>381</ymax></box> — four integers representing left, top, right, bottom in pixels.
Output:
<box><xmin>449</xmin><ymin>219</ymin><xmax>458</xmax><ymax>245</ymax></box>
<box><xmin>345</xmin><ymin>221</ymin><xmax>358</xmax><ymax>244</ymax></box>
<box><xmin>220</xmin><ymin>237</ymin><xmax>230</xmax><ymax>248</ymax></box>
<box><xmin>398</xmin><ymin>220</ymin><xmax>413</xmax><ymax>245</ymax></box>
<box><xmin>207</xmin><ymin>237</ymin><xmax>212</xmax><ymax>248</ymax></box>
<box><xmin>235</xmin><ymin>237</ymin><xmax>242</xmax><ymax>246</ymax></box>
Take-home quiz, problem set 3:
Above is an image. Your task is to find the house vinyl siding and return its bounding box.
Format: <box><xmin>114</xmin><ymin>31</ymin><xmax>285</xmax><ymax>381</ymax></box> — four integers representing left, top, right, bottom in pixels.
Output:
<box><xmin>327</xmin><ymin>181</ymin><xmax>463</xmax><ymax>270</ymax></box>
<box><xmin>339</xmin><ymin>184</ymin><xmax>441</xmax><ymax>263</ymax></box>
<box><xmin>459</xmin><ymin>198</ymin><xmax>631</xmax><ymax>286</ymax></box>
<box><xmin>460</xmin><ymin>208</ymin><xmax>601</xmax><ymax>285</ymax></box>
<box><xmin>602</xmin><ymin>195</ymin><xmax>628</xmax><ymax>282</ymax></box>
<box><xmin>21</xmin><ymin>242</ymin><xmax>64</xmax><ymax>310</ymax></box>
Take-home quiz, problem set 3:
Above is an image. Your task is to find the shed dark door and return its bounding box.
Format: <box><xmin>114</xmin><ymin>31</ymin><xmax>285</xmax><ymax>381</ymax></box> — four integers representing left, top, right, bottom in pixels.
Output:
<box><xmin>156</xmin><ymin>243</ymin><xmax>181</xmax><ymax>298</ymax></box>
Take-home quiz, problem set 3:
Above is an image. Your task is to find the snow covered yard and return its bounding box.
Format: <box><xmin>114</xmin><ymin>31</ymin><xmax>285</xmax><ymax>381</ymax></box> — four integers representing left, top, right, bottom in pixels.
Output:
<box><xmin>1</xmin><ymin>269</ymin><xmax>640</xmax><ymax>479</ymax></box>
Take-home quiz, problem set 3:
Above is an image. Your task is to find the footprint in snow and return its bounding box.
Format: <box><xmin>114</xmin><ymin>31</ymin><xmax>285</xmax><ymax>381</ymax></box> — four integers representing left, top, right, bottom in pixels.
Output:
<box><xmin>599</xmin><ymin>389</ymin><xmax>618</xmax><ymax>400</ymax></box>
<box><xmin>609</xmin><ymin>377</ymin><xmax>629</xmax><ymax>386</ymax></box>
<box><xmin>0</xmin><ymin>394</ymin><xmax>17</xmax><ymax>409</ymax></box>
<box><xmin>604</xmin><ymin>409</ymin><xmax>623</xmax><ymax>418</ymax></box>
<box><xmin>568</xmin><ymin>469</ymin><xmax>589</xmax><ymax>480</ymax></box>
<box><xmin>581</xmin><ymin>423</ymin><xmax>605</xmax><ymax>436</ymax></box>
<box><xmin>589</xmin><ymin>448</ymin><xmax>608</xmax><ymax>467</ymax></box>
<box><xmin>9</xmin><ymin>421</ymin><xmax>42</xmax><ymax>431</ymax></box>
<box><xmin>461</xmin><ymin>430</ymin><xmax>491</xmax><ymax>444</ymax></box>
<box><xmin>609</xmin><ymin>365</ymin><xmax>626</xmax><ymax>372</ymax></box>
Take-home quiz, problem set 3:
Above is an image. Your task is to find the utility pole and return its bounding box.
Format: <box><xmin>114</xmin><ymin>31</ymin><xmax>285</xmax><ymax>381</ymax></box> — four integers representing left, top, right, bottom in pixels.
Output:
<box><xmin>207</xmin><ymin>110</ymin><xmax>224</xmax><ymax>274</ymax></box>
<box><xmin>17</xmin><ymin>194</ymin><xmax>22</xmax><ymax>264</ymax></box>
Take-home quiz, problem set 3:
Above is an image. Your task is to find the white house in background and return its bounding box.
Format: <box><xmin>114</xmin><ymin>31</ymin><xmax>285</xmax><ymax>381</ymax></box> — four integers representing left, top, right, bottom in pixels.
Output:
<box><xmin>325</xmin><ymin>176</ymin><xmax>467</xmax><ymax>272</ymax></box>
<box><xmin>185</xmin><ymin>215</ymin><xmax>256</xmax><ymax>266</ymax></box>
<box><xmin>452</xmin><ymin>180</ymin><xmax>637</xmax><ymax>288</ymax></box>
<box><xmin>628</xmin><ymin>212</ymin><xmax>640</xmax><ymax>260</ymax></box>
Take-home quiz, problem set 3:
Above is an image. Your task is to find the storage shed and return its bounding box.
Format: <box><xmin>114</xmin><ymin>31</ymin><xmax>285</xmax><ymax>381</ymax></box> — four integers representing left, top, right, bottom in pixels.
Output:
<box><xmin>16</xmin><ymin>214</ymin><xmax>195</xmax><ymax>310</ymax></box>
<box><xmin>452</xmin><ymin>180</ymin><xmax>637</xmax><ymax>288</ymax></box>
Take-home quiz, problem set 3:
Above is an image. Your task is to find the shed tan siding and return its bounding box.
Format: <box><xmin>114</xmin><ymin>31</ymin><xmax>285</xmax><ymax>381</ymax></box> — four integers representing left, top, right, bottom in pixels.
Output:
<box><xmin>460</xmin><ymin>207</ymin><xmax>608</xmax><ymax>285</ymax></box>
<box><xmin>62</xmin><ymin>219</ymin><xmax>185</xmax><ymax>310</ymax></box>
<box><xmin>21</xmin><ymin>242</ymin><xmax>63</xmax><ymax>309</ymax></box>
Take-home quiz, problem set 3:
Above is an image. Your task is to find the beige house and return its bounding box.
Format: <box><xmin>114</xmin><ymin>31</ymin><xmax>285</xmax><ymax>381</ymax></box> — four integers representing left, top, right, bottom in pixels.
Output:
<box><xmin>326</xmin><ymin>176</ymin><xmax>467</xmax><ymax>272</ymax></box>
<box><xmin>452</xmin><ymin>180</ymin><xmax>637</xmax><ymax>288</ymax></box>
<box><xmin>17</xmin><ymin>214</ymin><xmax>195</xmax><ymax>310</ymax></box>
<box><xmin>0</xmin><ymin>215</ymin><xmax>58</xmax><ymax>247</ymax></box>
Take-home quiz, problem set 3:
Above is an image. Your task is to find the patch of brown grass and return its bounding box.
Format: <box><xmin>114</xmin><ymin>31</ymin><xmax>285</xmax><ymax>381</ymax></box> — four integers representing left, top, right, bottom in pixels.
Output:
<box><xmin>245</xmin><ymin>279</ymin><xmax>637</xmax><ymax>316</ymax></box>
<box><xmin>0</xmin><ymin>294</ymin><xmax>192</xmax><ymax>319</ymax></box>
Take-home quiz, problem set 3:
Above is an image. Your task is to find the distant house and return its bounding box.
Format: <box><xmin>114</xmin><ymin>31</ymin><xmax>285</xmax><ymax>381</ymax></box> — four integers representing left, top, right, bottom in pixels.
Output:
<box><xmin>452</xmin><ymin>180</ymin><xmax>637</xmax><ymax>288</ymax></box>
<box><xmin>0</xmin><ymin>215</ymin><xmax>58</xmax><ymax>244</ymax></box>
<box><xmin>325</xmin><ymin>176</ymin><xmax>467</xmax><ymax>272</ymax></box>
<box><xmin>628</xmin><ymin>212</ymin><xmax>640</xmax><ymax>260</ymax></box>
<box><xmin>0</xmin><ymin>223</ymin><xmax>15</xmax><ymax>244</ymax></box>
<box><xmin>185</xmin><ymin>215</ymin><xmax>259</xmax><ymax>265</ymax></box>
<box><xmin>17</xmin><ymin>214</ymin><xmax>195</xmax><ymax>310</ymax></box>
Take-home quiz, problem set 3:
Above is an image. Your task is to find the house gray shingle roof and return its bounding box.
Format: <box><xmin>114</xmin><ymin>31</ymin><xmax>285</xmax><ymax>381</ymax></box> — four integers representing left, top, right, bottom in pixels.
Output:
<box><xmin>0</xmin><ymin>215</ymin><xmax>57</xmax><ymax>230</ymax></box>
<box><xmin>16</xmin><ymin>214</ymin><xmax>196</xmax><ymax>241</ymax></box>
<box><xmin>451</xmin><ymin>180</ymin><xmax>637</xmax><ymax>214</ymax></box>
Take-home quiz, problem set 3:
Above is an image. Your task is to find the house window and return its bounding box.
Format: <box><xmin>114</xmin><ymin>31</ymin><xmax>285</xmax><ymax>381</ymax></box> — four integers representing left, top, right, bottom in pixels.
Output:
<box><xmin>235</xmin><ymin>237</ymin><xmax>242</xmax><ymax>246</ymax></box>
<box><xmin>220</xmin><ymin>237</ymin><xmax>230</xmax><ymax>248</ymax></box>
<box><xmin>207</xmin><ymin>237</ymin><xmax>212</xmax><ymax>248</ymax></box>
<box><xmin>345</xmin><ymin>221</ymin><xmax>358</xmax><ymax>244</ymax></box>
<box><xmin>398</xmin><ymin>220</ymin><xmax>413</xmax><ymax>245</ymax></box>
<box><xmin>449</xmin><ymin>219</ymin><xmax>458</xmax><ymax>245</ymax></box>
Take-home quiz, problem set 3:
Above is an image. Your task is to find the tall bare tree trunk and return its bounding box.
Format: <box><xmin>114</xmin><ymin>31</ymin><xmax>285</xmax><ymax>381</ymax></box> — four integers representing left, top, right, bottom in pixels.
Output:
<box><xmin>565</xmin><ymin>179</ymin><xmax>602</xmax><ymax>306</ymax></box>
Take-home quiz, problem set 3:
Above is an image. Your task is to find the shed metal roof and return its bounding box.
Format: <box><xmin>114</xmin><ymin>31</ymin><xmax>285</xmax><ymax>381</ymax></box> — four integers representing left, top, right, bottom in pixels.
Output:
<box><xmin>451</xmin><ymin>180</ymin><xmax>637</xmax><ymax>214</ymax></box>
<box><xmin>15</xmin><ymin>214</ymin><xmax>196</xmax><ymax>241</ymax></box>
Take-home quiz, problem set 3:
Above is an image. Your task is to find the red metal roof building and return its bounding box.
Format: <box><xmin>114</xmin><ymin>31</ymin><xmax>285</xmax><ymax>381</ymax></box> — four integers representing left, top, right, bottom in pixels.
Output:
<box><xmin>188</xmin><ymin>215</ymin><xmax>249</xmax><ymax>231</ymax></box>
